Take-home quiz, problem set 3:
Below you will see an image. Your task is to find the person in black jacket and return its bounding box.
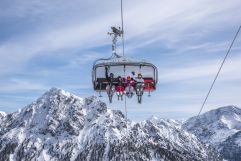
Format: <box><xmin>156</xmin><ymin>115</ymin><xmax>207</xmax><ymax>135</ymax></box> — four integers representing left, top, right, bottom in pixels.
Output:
<box><xmin>105</xmin><ymin>66</ymin><xmax>115</xmax><ymax>103</ymax></box>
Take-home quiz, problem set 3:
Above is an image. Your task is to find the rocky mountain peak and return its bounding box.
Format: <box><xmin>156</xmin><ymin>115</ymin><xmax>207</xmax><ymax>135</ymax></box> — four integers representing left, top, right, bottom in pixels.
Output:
<box><xmin>183</xmin><ymin>106</ymin><xmax>241</xmax><ymax>161</ymax></box>
<box><xmin>0</xmin><ymin>111</ymin><xmax>6</xmax><ymax>118</ymax></box>
<box><xmin>209</xmin><ymin>105</ymin><xmax>241</xmax><ymax>118</ymax></box>
<box><xmin>183</xmin><ymin>106</ymin><xmax>241</xmax><ymax>133</ymax></box>
<box><xmin>0</xmin><ymin>88</ymin><xmax>220</xmax><ymax>161</ymax></box>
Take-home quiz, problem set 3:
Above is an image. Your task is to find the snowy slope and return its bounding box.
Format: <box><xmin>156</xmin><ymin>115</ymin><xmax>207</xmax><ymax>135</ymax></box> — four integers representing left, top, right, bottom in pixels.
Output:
<box><xmin>0</xmin><ymin>111</ymin><xmax>6</xmax><ymax>119</ymax></box>
<box><xmin>0</xmin><ymin>111</ymin><xmax>6</xmax><ymax>125</ymax></box>
<box><xmin>0</xmin><ymin>88</ymin><xmax>220</xmax><ymax>161</ymax></box>
<box><xmin>183</xmin><ymin>106</ymin><xmax>241</xmax><ymax>161</ymax></box>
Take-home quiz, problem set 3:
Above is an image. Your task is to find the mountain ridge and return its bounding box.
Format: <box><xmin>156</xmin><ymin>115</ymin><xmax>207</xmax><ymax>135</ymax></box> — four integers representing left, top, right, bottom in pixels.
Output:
<box><xmin>0</xmin><ymin>87</ymin><xmax>219</xmax><ymax>161</ymax></box>
<box><xmin>183</xmin><ymin>105</ymin><xmax>241</xmax><ymax>161</ymax></box>
<box><xmin>0</xmin><ymin>111</ymin><xmax>6</xmax><ymax>119</ymax></box>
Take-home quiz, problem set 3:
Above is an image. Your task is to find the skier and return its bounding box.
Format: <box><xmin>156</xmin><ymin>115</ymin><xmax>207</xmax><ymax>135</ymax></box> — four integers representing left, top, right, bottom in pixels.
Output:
<box><xmin>105</xmin><ymin>66</ymin><xmax>115</xmax><ymax>103</ymax></box>
<box><xmin>132</xmin><ymin>72</ymin><xmax>145</xmax><ymax>103</ymax></box>
<box><xmin>125</xmin><ymin>75</ymin><xmax>135</xmax><ymax>98</ymax></box>
<box><xmin>116</xmin><ymin>76</ymin><xmax>125</xmax><ymax>101</ymax></box>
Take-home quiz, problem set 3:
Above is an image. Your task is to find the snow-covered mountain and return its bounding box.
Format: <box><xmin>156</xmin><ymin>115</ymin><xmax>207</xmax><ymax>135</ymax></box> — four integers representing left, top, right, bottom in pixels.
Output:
<box><xmin>0</xmin><ymin>111</ymin><xmax>6</xmax><ymax>119</ymax></box>
<box><xmin>0</xmin><ymin>111</ymin><xmax>6</xmax><ymax>123</ymax></box>
<box><xmin>0</xmin><ymin>88</ymin><xmax>219</xmax><ymax>161</ymax></box>
<box><xmin>183</xmin><ymin>106</ymin><xmax>241</xmax><ymax>161</ymax></box>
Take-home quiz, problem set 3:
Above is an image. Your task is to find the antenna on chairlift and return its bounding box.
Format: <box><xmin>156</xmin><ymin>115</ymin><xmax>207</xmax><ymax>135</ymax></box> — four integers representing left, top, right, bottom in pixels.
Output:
<box><xmin>108</xmin><ymin>27</ymin><xmax>123</xmax><ymax>58</ymax></box>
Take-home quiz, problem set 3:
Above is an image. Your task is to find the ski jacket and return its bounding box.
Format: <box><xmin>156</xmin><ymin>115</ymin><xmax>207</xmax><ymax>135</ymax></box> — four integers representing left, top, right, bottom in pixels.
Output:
<box><xmin>133</xmin><ymin>77</ymin><xmax>144</xmax><ymax>84</ymax></box>
<box><xmin>125</xmin><ymin>78</ymin><xmax>135</xmax><ymax>87</ymax></box>
<box><xmin>117</xmin><ymin>79</ymin><xmax>125</xmax><ymax>86</ymax></box>
<box><xmin>105</xmin><ymin>69</ymin><xmax>115</xmax><ymax>85</ymax></box>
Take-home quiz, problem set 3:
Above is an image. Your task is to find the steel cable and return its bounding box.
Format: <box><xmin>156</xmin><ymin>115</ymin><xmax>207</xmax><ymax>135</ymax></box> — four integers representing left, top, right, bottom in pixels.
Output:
<box><xmin>198</xmin><ymin>25</ymin><xmax>241</xmax><ymax>116</ymax></box>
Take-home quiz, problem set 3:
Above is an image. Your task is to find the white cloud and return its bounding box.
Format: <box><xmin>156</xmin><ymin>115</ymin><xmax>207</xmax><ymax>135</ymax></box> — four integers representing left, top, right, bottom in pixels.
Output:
<box><xmin>159</xmin><ymin>52</ymin><xmax>241</xmax><ymax>83</ymax></box>
<box><xmin>1</xmin><ymin>0</ymin><xmax>241</xmax><ymax>76</ymax></box>
<box><xmin>0</xmin><ymin>0</ymin><xmax>241</xmax><ymax>118</ymax></box>
<box><xmin>0</xmin><ymin>79</ymin><xmax>48</xmax><ymax>92</ymax></box>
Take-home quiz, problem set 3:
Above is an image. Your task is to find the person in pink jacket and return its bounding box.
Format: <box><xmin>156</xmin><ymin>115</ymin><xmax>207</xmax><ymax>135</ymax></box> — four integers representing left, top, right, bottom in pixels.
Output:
<box><xmin>125</xmin><ymin>75</ymin><xmax>135</xmax><ymax>98</ymax></box>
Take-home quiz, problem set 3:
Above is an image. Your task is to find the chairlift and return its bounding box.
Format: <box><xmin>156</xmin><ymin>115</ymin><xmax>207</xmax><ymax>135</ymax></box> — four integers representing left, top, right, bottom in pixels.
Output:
<box><xmin>92</xmin><ymin>27</ymin><xmax>158</xmax><ymax>100</ymax></box>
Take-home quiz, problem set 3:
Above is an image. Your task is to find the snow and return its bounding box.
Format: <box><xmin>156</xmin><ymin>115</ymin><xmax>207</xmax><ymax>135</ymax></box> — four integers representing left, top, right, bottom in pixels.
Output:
<box><xmin>183</xmin><ymin>105</ymin><xmax>241</xmax><ymax>144</ymax></box>
<box><xmin>0</xmin><ymin>88</ymin><xmax>218</xmax><ymax>161</ymax></box>
<box><xmin>221</xmin><ymin>113</ymin><xmax>241</xmax><ymax>129</ymax></box>
<box><xmin>41</xmin><ymin>149</ymin><xmax>51</xmax><ymax>161</ymax></box>
<box><xmin>221</xmin><ymin>116</ymin><xmax>233</xmax><ymax>129</ymax></box>
<box><xmin>235</xmin><ymin>137</ymin><xmax>241</xmax><ymax>146</ymax></box>
<box><xmin>0</xmin><ymin>111</ymin><xmax>6</xmax><ymax>116</ymax></box>
<box><xmin>0</xmin><ymin>111</ymin><xmax>6</xmax><ymax>120</ymax></box>
<box><xmin>9</xmin><ymin>154</ymin><xmax>14</xmax><ymax>161</ymax></box>
<box><xmin>234</xmin><ymin>113</ymin><xmax>241</xmax><ymax>122</ymax></box>
<box><xmin>183</xmin><ymin>105</ymin><xmax>241</xmax><ymax>160</ymax></box>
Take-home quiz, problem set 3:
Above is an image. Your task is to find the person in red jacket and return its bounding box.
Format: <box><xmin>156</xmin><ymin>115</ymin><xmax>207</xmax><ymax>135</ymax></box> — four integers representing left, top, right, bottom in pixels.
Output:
<box><xmin>116</xmin><ymin>76</ymin><xmax>125</xmax><ymax>101</ymax></box>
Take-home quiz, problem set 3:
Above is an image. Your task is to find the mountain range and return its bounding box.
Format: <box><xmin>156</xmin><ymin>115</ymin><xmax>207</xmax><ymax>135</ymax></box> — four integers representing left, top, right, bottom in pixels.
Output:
<box><xmin>0</xmin><ymin>88</ymin><xmax>240</xmax><ymax>161</ymax></box>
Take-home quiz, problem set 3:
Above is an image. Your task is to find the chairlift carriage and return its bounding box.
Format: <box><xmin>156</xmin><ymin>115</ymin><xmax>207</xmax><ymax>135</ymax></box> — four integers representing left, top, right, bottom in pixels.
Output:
<box><xmin>92</xmin><ymin>27</ymin><xmax>158</xmax><ymax>103</ymax></box>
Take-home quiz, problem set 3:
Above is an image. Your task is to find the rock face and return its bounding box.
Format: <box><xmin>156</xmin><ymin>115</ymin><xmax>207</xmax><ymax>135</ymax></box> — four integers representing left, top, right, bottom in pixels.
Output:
<box><xmin>0</xmin><ymin>88</ymin><xmax>219</xmax><ymax>161</ymax></box>
<box><xmin>183</xmin><ymin>106</ymin><xmax>241</xmax><ymax>161</ymax></box>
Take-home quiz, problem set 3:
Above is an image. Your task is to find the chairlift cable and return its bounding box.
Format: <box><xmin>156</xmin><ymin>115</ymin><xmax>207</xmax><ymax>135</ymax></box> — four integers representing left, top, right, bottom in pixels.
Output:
<box><xmin>198</xmin><ymin>25</ymin><xmax>241</xmax><ymax>116</ymax></box>
<box><xmin>123</xmin><ymin>65</ymin><xmax>128</xmax><ymax>119</ymax></box>
<box><xmin>121</xmin><ymin>0</ymin><xmax>129</xmax><ymax>157</ymax></box>
<box><xmin>120</xmin><ymin>0</ymin><xmax>128</xmax><ymax>123</ymax></box>
<box><xmin>120</xmin><ymin>0</ymin><xmax>127</xmax><ymax>122</ymax></box>
<box><xmin>121</xmin><ymin>0</ymin><xmax>125</xmax><ymax>57</ymax></box>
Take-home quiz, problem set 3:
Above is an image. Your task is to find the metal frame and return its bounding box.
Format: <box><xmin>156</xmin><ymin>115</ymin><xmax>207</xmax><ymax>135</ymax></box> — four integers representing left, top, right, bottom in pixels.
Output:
<box><xmin>92</xmin><ymin>57</ymin><xmax>158</xmax><ymax>90</ymax></box>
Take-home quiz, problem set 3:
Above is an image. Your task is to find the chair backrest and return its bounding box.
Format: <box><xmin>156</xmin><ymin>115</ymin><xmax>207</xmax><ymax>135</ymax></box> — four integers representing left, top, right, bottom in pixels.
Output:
<box><xmin>143</xmin><ymin>78</ymin><xmax>155</xmax><ymax>91</ymax></box>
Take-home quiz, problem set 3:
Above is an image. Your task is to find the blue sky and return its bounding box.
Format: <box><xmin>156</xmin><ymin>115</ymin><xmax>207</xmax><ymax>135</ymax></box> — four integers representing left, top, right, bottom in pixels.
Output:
<box><xmin>0</xmin><ymin>0</ymin><xmax>241</xmax><ymax>121</ymax></box>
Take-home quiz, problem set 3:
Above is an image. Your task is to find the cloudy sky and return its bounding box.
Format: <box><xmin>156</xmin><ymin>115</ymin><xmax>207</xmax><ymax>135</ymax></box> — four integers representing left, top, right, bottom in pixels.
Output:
<box><xmin>0</xmin><ymin>0</ymin><xmax>241</xmax><ymax>121</ymax></box>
